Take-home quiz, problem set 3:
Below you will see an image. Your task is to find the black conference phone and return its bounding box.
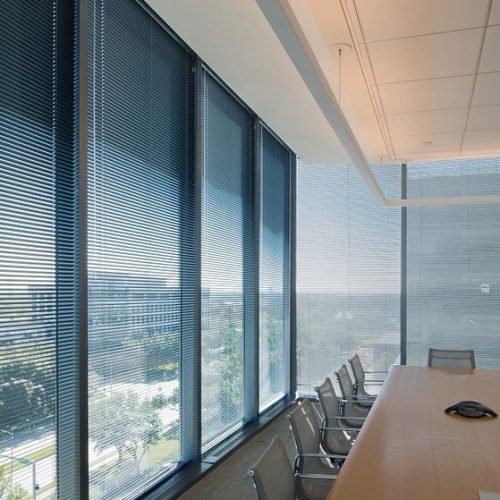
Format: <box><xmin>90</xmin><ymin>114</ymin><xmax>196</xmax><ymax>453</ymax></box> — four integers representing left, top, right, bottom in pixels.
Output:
<box><xmin>444</xmin><ymin>400</ymin><xmax>498</xmax><ymax>418</ymax></box>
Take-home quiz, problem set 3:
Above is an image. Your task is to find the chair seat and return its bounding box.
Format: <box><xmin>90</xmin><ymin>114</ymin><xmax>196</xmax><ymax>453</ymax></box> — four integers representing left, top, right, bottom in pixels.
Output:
<box><xmin>298</xmin><ymin>476</ymin><xmax>334</xmax><ymax>500</ymax></box>
<box><xmin>355</xmin><ymin>397</ymin><xmax>374</xmax><ymax>409</ymax></box>
<box><xmin>324</xmin><ymin>431</ymin><xmax>352</xmax><ymax>455</ymax></box>
<box><xmin>298</xmin><ymin>460</ymin><xmax>339</xmax><ymax>500</ymax></box>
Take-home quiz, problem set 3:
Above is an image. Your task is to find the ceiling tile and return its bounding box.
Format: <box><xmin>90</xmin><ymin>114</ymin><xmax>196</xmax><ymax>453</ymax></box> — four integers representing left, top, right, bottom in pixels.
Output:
<box><xmin>472</xmin><ymin>72</ymin><xmax>500</xmax><ymax>106</ymax></box>
<box><xmin>489</xmin><ymin>0</ymin><xmax>500</xmax><ymax>25</ymax></box>
<box><xmin>479</xmin><ymin>26</ymin><xmax>500</xmax><ymax>72</ymax></box>
<box><xmin>388</xmin><ymin>108</ymin><xmax>468</xmax><ymax>137</ymax></box>
<box><xmin>378</xmin><ymin>75</ymin><xmax>474</xmax><ymax>114</ymax></box>
<box><xmin>468</xmin><ymin>105</ymin><xmax>500</xmax><ymax>130</ymax></box>
<box><xmin>462</xmin><ymin>129</ymin><xmax>500</xmax><ymax>151</ymax></box>
<box><xmin>392</xmin><ymin>132</ymin><xmax>462</xmax><ymax>156</ymax></box>
<box><xmin>368</xmin><ymin>29</ymin><xmax>482</xmax><ymax>84</ymax></box>
<box><xmin>355</xmin><ymin>0</ymin><xmax>489</xmax><ymax>42</ymax></box>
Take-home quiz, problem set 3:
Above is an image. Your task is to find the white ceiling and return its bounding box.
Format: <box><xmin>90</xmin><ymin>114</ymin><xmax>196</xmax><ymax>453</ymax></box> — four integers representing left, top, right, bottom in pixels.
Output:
<box><xmin>141</xmin><ymin>0</ymin><xmax>500</xmax><ymax>207</ymax></box>
<box><xmin>290</xmin><ymin>0</ymin><xmax>500</xmax><ymax>163</ymax></box>
<box><xmin>145</xmin><ymin>0</ymin><xmax>349</xmax><ymax>164</ymax></box>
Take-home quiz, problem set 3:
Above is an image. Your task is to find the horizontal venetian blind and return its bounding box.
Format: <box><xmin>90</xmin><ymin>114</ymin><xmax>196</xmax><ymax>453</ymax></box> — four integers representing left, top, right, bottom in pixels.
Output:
<box><xmin>201</xmin><ymin>71</ymin><xmax>253</xmax><ymax>449</ymax></box>
<box><xmin>87</xmin><ymin>0</ymin><xmax>193</xmax><ymax>497</ymax></box>
<box><xmin>0</xmin><ymin>1</ymin><xmax>77</xmax><ymax>497</ymax></box>
<box><xmin>407</xmin><ymin>158</ymin><xmax>500</xmax><ymax>368</ymax></box>
<box><xmin>259</xmin><ymin>127</ymin><xmax>291</xmax><ymax>410</ymax></box>
<box><xmin>296</xmin><ymin>164</ymin><xmax>401</xmax><ymax>394</ymax></box>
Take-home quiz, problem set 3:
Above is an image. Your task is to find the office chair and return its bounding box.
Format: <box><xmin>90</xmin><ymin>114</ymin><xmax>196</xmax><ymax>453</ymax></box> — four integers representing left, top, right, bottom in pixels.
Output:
<box><xmin>427</xmin><ymin>348</ymin><xmax>476</xmax><ymax>369</ymax></box>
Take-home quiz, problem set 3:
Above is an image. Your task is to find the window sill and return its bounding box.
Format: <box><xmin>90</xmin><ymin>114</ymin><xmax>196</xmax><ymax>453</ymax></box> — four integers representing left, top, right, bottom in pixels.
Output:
<box><xmin>138</xmin><ymin>396</ymin><xmax>295</xmax><ymax>500</ymax></box>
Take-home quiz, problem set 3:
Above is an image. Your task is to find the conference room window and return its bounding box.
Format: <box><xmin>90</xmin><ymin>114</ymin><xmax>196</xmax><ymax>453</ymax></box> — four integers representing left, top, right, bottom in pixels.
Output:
<box><xmin>259</xmin><ymin>127</ymin><xmax>292</xmax><ymax>410</ymax></box>
<box><xmin>0</xmin><ymin>1</ymin><xmax>78</xmax><ymax>498</ymax></box>
<box><xmin>200</xmin><ymin>70</ymin><xmax>254</xmax><ymax>449</ymax></box>
<box><xmin>296</xmin><ymin>163</ymin><xmax>401</xmax><ymax>393</ymax></box>
<box><xmin>406</xmin><ymin>158</ymin><xmax>500</xmax><ymax>368</ymax></box>
<box><xmin>87</xmin><ymin>0</ymin><xmax>194</xmax><ymax>496</ymax></box>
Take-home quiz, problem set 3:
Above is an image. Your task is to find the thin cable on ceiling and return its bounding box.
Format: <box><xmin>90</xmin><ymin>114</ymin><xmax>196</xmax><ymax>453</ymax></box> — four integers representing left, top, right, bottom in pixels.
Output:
<box><xmin>338</xmin><ymin>47</ymin><xmax>342</xmax><ymax>107</ymax></box>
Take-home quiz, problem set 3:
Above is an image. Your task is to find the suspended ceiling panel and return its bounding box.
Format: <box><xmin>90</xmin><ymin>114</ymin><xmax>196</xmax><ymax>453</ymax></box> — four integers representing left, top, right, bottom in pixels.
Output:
<box><xmin>145</xmin><ymin>0</ymin><xmax>349</xmax><ymax>164</ymax></box>
<box><xmin>471</xmin><ymin>72</ymin><xmax>500</xmax><ymax>106</ymax></box>
<box><xmin>480</xmin><ymin>25</ymin><xmax>500</xmax><ymax>72</ymax></box>
<box><xmin>491</xmin><ymin>0</ymin><xmax>500</xmax><ymax>24</ymax></box>
<box><xmin>285</xmin><ymin>0</ymin><xmax>500</xmax><ymax>163</ymax></box>
<box><xmin>367</xmin><ymin>30</ymin><xmax>482</xmax><ymax>84</ymax></box>
<box><xmin>354</xmin><ymin>0</ymin><xmax>489</xmax><ymax>41</ymax></box>
<box><xmin>377</xmin><ymin>76</ymin><xmax>474</xmax><ymax>115</ymax></box>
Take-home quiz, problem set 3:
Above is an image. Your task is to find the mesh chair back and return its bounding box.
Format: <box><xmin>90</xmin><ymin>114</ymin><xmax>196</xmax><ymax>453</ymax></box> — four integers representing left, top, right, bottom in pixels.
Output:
<box><xmin>315</xmin><ymin>378</ymin><xmax>351</xmax><ymax>455</ymax></box>
<box><xmin>315</xmin><ymin>377</ymin><xmax>341</xmax><ymax>419</ymax></box>
<box><xmin>428</xmin><ymin>348</ymin><xmax>476</xmax><ymax>369</ymax></box>
<box><xmin>336</xmin><ymin>364</ymin><xmax>355</xmax><ymax>399</ymax></box>
<box><xmin>349</xmin><ymin>354</ymin><xmax>365</xmax><ymax>385</ymax></box>
<box><xmin>288</xmin><ymin>399</ymin><xmax>321</xmax><ymax>456</ymax></box>
<box><xmin>248</xmin><ymin>436</ymin><xmax>296</xmax><ymax>500</ymax></box>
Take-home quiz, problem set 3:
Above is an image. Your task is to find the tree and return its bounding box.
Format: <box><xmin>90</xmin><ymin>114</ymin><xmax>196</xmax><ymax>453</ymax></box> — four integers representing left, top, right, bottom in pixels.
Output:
<box><xmin>0</xmin><ymin>345</ymin><xmax>54</xmax><ymax>431</ymax></box>
<box><xmin>88</xmin><ymin>391</ymin><xmax>162</xmax><ymax>473</ymax></box>
<box><xmin>217</xmin><ymin>302</ymin><xmax>243</xmax><ymax>425</ymax></box>
<box><xmin>0</xmin><ymin>467</ymin><xmax>30</xmax><ymax>500</ymax></box>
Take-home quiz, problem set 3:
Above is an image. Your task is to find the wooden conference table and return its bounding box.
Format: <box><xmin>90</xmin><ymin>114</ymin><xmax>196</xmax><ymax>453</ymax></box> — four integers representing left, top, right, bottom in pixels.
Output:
<box><xmin>328</xmin><ymin>365</ymin><xmax>500</xmax><ymax>500</ymax></box>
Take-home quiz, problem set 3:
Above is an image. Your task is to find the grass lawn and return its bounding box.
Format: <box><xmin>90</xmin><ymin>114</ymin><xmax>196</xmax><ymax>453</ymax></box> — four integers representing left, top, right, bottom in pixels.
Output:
<box><xmin>144</xmin><ymin>439</ymin><xmax>179</xmax><ymax>468</ymax></box>
<box><xmin>6</xmin><ymin>444</ymin><xmax>56</xmax><ymax>472</ymax></box>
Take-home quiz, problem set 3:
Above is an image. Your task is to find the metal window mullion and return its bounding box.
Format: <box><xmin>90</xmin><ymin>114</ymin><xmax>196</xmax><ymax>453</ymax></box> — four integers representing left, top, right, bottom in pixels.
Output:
<box><xmin>243</xmin><ymin>118</ymin><xmax>260</xmax><ymax>423</ymax></box>
<box><xmin>400</xmin><ymin>163</ymin><xmax>408</xmax><ymax>366</ymax></box>
<box><xmin>55</xmin><ymin>0</ymin><xmax>86</xmax><ymax>497</ymax></box>
<box><xmin>288</xmin><ymin>154</ymin><xmax>297</xmax><ymax>397</ymax></box>
<box><xmin>180</xmin><ymin>56</ymin><xmax>203</xmax><ymax>463</ymax></box>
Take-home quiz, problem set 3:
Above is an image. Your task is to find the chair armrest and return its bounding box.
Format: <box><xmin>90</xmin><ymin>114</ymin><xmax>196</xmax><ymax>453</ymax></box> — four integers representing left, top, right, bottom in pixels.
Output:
<box><xmin>364</xmin><ymin>370</ymin><xmax>388</xmax><ymax>374</ymax></box>
<box><xmin>299</xmin><ymin>452</ymin><xmax>348</xmax><ymax>460</ymax></box>
<box><xmin>296</xmin><ymin>472</ymin><xmax>338</xmax><ymax>480</ymax></box>
<box><xmin>363</xmin><ymin>380</ymin><xmax>385</xmax><ymax>384</ymax></box>
<box><xmin>340</xmin><ymin>397</ymin><xmax>374</xmax><ymax>403</ymax></box>
<box><xmin>332</xmin><ymin>415</ymin><xmax>367</xmax><ymax>421</ymax></box>
<box><xmin>321</xmin><ymin>426</ymin><xmax>361</xmax><ymax>432</ymax></box>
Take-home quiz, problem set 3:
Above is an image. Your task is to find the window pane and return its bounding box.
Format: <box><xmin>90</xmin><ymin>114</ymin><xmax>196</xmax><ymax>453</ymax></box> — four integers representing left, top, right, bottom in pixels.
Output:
<box><xmin>201</xmin><ymin>72</ymin><xmax>253</xmax><ymax>449</ymax></box>
<box><xmin>259</xmin><ymin>129</ymin><xmax>290</xmax><ymax>410</ymax></box>
<box><xmin>88</xmin><ymin>0</ymin><xmax>192</xmax><ymax>496</ymax></box>
<box><xmin>407</xmin><ymin>158</ymin><xmax>500</xmax><ymax>367</ymax></box>
<box><xmin>0</xmin><ymin>2</ymin><xmax>75</xmax><ymax>497</ymax></box>
<box><xmin>296</xmin><ymin>163</ymin><xmax>401</xmax><ymax>393</ymax></box>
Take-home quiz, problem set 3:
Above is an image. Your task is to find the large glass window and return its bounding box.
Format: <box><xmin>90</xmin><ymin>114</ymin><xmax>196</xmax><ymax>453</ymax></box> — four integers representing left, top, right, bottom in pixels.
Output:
<box><xmin>1</xmin><ymin>1</ymin><xmax>295</xmax><ymax>497</ymax></box>
<box><xmin>87</xmin><ymin>0</ymin><xmax>193</xmax><ymax>497</ymax></box>
<box><xmin>296</xmin><ymin>163</ymin><xmax>401</xmax><ymax>393</ymax></box>
<box><xmin>259</xmin><ymin>128</ymin><xmax>290</xmax><ymax>410</ymax></box>
<box><xmin>407</xmin><ymin>159</ymin><xmax>500</xmax><ymax>368</ymax></box>
<box><xmin>0</xmin><ymin>2</ymin><xmax>76</xmax><ymax>499</ymax></box>
<box><xmin>201</xmin><ymin>72</ymin><xmax>254</xmax><ymax>449</ymax></box>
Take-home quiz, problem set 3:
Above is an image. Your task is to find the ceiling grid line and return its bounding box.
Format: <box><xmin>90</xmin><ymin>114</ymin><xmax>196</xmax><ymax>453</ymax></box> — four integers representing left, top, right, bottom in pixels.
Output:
<box><xmin>362</xmin><ymin>23</ymin><xmax>500</xmax><ymax>45</ymax></box>
<box><xmin>337</xmin><ymin>0</ymin><xmax>395</xmax><ymax>161</ymax></box>
<box><xmin>256</xmin><ymin>0</ymin><xmax>500</xmax><ymax>207</ymax></box>
<box><xmin>459</xmin><ymin>0</ymin><xmax>494</xmax><ymax>155</ymax></box>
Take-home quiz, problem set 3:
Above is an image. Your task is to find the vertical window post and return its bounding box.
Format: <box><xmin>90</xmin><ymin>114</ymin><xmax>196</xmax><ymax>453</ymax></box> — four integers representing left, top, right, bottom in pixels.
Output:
<box><xmin>288</xmin><ymin>154</ymin><xmax>297</xmax><ymax>397</ymax></box>
<box><xmin>400</xmin><ymin>163</ymin><xmax>408</xmax><ymax>366</ymax></box>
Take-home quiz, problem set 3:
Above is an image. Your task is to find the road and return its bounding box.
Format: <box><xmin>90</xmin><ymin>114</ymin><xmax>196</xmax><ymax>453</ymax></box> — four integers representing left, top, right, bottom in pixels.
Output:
<box><xmin>0</xmin><ymin>379</ymin><xmax>179</xmax><ymax>498</ymax></box>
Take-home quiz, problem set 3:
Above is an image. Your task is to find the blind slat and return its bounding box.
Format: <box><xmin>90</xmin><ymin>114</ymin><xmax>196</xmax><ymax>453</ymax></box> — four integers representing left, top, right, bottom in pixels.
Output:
<box><xmin>87</xmin><ymin>0</ymin><xmax>192</xmax><ymax>497</ymax></box>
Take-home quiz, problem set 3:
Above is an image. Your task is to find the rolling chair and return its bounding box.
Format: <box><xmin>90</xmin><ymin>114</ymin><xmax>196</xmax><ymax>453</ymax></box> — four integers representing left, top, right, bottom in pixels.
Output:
<box><xmin>427</xmin><ymin>348</ymin><xmax>476</xmax><ymax>369</ymax></box>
